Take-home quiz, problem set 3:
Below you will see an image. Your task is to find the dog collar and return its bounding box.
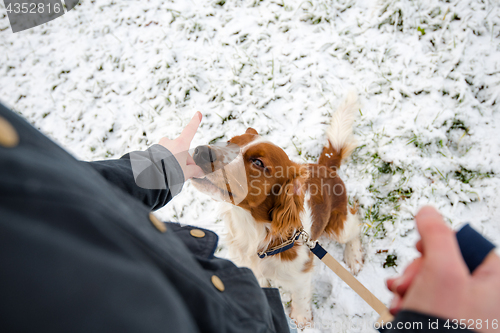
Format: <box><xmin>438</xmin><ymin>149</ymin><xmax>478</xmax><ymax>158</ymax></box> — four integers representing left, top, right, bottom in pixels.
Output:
<box><xmin>257</xmin><ymin>228</ymin><xmax>305</xmax><ymax>259</ymax></box>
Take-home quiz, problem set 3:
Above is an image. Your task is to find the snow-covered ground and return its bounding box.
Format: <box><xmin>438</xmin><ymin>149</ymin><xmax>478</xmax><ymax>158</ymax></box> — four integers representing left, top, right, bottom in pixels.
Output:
<box><xmin>1</xmin><ymin>0</ymin><xmax>499</xmax><ymax>331</ymax></box>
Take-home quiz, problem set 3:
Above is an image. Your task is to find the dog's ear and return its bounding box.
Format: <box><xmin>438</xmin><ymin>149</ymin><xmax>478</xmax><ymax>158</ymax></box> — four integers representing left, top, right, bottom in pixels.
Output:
<box><xmin>270</xmin><ymin>165</ymin><xmax>308</xmax><ymax>235</ymax></box>
<box><xmin>245</xmin><ymin>128</ymin><xmax>259</xmax><ymax>135</ymax></box>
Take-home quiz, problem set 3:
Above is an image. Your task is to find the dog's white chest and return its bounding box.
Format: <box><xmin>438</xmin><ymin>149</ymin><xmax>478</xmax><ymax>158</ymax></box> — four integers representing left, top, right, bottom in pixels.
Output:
<box><xmin>220</xmin><ymin>203</ymin><xmax>313</xmax><ymax>287</ymax></box>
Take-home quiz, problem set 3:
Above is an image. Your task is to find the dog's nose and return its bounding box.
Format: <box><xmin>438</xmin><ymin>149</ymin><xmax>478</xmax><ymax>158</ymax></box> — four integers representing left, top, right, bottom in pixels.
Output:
<box><xmin>193</xmin><ymin>145</ymin><xmax>217</xmax><ymax>164</ymax></box>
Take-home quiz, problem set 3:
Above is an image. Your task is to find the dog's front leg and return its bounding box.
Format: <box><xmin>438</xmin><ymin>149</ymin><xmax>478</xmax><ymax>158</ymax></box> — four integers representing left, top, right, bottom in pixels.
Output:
<box><xmin>289</xmin><ymin>271</ymin><xmax>313</xmax><ymax>326</ymax></box>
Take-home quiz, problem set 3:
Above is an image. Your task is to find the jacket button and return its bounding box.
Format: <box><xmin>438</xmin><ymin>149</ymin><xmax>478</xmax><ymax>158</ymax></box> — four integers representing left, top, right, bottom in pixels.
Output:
<box><xmin>190</xmin><ymin>229</ymin><xmax>205</xmax><ymax>238</ymax></box>
<box><xmin>211</xmin><ymin>275</ymin><xmax>225</xmax><ymax>292</ymax></box>
<box><xmin>149</xmin><ymin>213</ymin><xmax>166</xmax><ymax>233</ymax></box>
<box><xmin>0</xmin><ymin>116</ymin><xmax>19</xmax><ymax>148</ymax></box>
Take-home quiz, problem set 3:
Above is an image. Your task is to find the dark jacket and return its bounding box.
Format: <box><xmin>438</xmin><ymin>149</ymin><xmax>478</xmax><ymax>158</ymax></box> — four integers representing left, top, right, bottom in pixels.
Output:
<box><xmin>0</xmin><ymin>102</ymin><xmax>289</xmax><ymax>333</ymax></box>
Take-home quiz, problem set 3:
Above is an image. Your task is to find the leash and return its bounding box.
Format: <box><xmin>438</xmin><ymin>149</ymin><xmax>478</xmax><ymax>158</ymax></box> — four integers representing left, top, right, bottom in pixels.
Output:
<box><xmin>301</xmin><ymin>231</ymin><xmax>394</xmax><ymax>322</ymax></box>
<box><xmin>258</xmin><ymin>228</ymin><xmax>393</xmax><ymax>321</ymax></box>
<box><xmin>258</xmin><ymin>224</ymin><xmax>497</xmax><ymax>328</ymax></box>
<box><xmin>302</xmin><ymin>224</ymin><xmax>498</xmax><ymax>327</ymax></box>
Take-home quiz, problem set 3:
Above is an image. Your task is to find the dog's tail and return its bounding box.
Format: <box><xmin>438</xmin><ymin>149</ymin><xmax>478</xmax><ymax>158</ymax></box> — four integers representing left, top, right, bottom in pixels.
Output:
<box><xmin>319</xmin><ymin>93</ymin><xmax>359</xmax><ymax>169</ymax></box>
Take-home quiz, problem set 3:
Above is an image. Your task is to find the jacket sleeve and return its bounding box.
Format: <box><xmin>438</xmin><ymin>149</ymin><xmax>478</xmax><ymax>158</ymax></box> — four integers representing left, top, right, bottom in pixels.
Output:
<box><xmin>84</xmin><ymin>144</ymin><xmax>185</xmax><ymax>211</ymax></box>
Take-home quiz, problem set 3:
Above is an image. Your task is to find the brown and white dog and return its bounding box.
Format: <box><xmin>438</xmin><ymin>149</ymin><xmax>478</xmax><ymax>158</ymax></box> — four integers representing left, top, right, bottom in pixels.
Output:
<box><xmin>192</xmin><ymin>95</ymin><xmax>363</xmax><ymax>324</ymax></box>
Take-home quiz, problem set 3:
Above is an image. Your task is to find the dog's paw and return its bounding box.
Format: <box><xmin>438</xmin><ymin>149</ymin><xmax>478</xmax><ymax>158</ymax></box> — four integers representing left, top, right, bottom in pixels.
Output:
<box><xmin>290</xmin><ymin>305</ymin><xmax>312</xmax><ymax>329</ymax></box>
<box><xmin>344</xmin><ymin>240</ymin><xmax>363</xmax><ymax>275</ymax></box>
<box><xmin>289</xmin><ymin>314</ymin><xmax>313</xmax><ymax>330</ymax></box>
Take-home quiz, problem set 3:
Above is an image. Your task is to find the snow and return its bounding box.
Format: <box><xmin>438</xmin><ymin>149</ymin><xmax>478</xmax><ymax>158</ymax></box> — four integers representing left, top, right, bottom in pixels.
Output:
<box><xmin>1</xmin><ymin>0</ymin><xmax>499</xmax><ymax>331</ymax></box>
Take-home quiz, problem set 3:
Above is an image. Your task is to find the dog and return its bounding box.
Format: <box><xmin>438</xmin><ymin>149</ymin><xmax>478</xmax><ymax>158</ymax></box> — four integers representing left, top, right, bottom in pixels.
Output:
<box><xmin>191</xmin><ymin>95</ymin><xmax>363</xmax><ymax>324</ymax></box>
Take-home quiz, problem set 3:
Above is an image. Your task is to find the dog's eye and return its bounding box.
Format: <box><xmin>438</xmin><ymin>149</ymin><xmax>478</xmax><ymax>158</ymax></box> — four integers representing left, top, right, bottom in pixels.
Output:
<box><xmin>251</xmin><ymin>158</ymin><xmax>264</xmax><ymax>168</ymax></box>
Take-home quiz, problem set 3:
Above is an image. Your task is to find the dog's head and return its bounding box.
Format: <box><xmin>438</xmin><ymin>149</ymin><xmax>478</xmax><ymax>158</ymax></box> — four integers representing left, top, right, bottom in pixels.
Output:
<box><xmin>192</xmin><ymin>128</ymin><xmax>308</xmax><ymax>234</ymax></box>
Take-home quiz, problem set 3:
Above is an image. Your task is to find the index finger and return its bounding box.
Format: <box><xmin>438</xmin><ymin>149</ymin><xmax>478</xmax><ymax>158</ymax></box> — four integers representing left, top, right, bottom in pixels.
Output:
<box><xmin>179</xmin><ymin>112</ymin><xmax>202</xmax><ymax>144</ymax></box>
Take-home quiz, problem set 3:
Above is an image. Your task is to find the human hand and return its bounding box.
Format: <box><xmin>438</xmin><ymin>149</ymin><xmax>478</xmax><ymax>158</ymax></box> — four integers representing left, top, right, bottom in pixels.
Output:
<box><xmin>158</xmin><ymin>112</ymin><xmax>204</xmax><ymax>180</ymax></box>
<box><xmin>386</xmin><ymin>206</ymin><xmax>500</xmax><ymax>332</ymax></box>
